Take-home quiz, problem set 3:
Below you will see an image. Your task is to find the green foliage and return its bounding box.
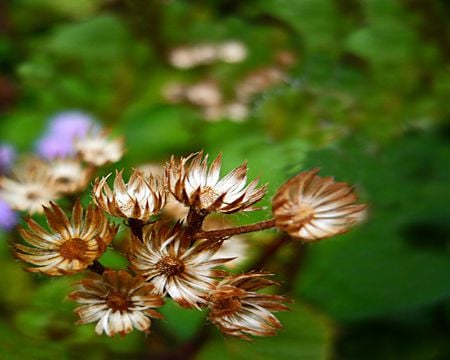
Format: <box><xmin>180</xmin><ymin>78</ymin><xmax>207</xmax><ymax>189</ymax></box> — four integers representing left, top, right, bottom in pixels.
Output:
<box><xmin>197</xmin><ymin>303</ymin><xmax>334</xmax><ymax>360</ymax></box>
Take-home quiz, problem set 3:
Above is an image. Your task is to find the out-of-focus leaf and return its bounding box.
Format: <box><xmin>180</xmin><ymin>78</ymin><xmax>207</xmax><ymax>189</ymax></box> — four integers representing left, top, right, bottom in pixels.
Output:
<box><xmin>120</xmin><ymin>105</ymin><xmax>195</xmax><ymax>162</ymax></box>
<box><xmin>159</xmin><ymin>299</ymin><xmax>206</xmax><ymax>342</ymax></box>
<box><xmin>197</xmin><ymin>302</ymin><xmax>334</xmax><ymax>360</ymax></box>
<box><xmin>47</xmin><ymin>15</ymin><xmax>130</xmax><ymax>62</ymax></box>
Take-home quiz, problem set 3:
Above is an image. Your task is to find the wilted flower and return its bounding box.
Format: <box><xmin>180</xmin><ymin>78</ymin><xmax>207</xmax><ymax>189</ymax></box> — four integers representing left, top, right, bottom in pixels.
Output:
<box><xmin>224</xmin><ymin>102</ymin><xmax>249</xmax><ymax>122</ymax></box>
<box><xmin>272</xmin><ymin>169</ymin><xmax>367</xmax><ymax>241</ymax></box>
<box><xmin>15</xmin><ymin>201</ymin><xmax>117</xmax><ymax>276</ymax></box>
<box><xmin>166</xmin><ymin>152</ymin><xmax>267</xmax><ymax>214</ymax></box>
<box><xmin>236</xmin><ymin>67</ymin><xmax>286</xmax><ymax>102</ymax></box>
<box><xmin>93</xmin><ymin>169</ymin><xmax>166</xmax><ymax>221</ymax></box>
<box><xmin>75</xmin><ymin>131</ymin><xmax>124</xmax><ymax>167</ymax></box>
<box><xmin>207</xmin><ymin>273</ymin><xmax>289</xmax><ymax>340</ymax></box>
<box><xmin>0</xmin><ymin>198</ymin><xmax>18</xmax><ymax>230</ymax></box>
<box><xmin>36</xmin><ymin>111</ymin><xmax>96</xmax><ymax>159</ymax></box>
<box><xmin>217</xmin><ymin>41</ymin><xmax>247</xmax><ymax>63</ymax></box>
<box><xmin>169</xmin><ymin>46</ymin><xmax>197</xmax><ymax>69</ymax></box>
<box><xmin>185</xmin><ymin>81</ymin><xmax>223</xmax><ymax>107</ymax></box>
<box><xmin>0</xmin><ymin>159</ymin><xmax>60</xmax><ymax>214</ymax></box>
<box><xmin>0</xmin><ymin>143</ymin><xmax>16</xmax><ymax>173</ymax></box>
<box><xmin>69</xmin><ymin>270</ymin><xmax>164</xmax><ymax>336</ymax></box>
<box><xmin>129</xmin><ymin>223</ymin><xmax>230</xmax><ymax>308</ymax></box>
<box><xmin>48</xmin><ymin>157</ymin><xmax>93</xmax><ymax>194</ymax></box>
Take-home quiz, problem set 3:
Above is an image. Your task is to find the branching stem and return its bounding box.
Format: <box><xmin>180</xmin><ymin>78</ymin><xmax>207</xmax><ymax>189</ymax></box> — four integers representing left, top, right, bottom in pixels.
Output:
<box><xmin>194</xmin><ymin>219</ymin><xmax>276</xmax><ymax>240</ymax></box>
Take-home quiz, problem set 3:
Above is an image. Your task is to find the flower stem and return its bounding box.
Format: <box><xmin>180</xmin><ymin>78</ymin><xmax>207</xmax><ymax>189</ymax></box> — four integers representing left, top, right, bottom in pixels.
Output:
<box><xmin>87</xmin><ymin>260</ymin><xmax>106</xmax><ymax>275</ymax></box>
<box><xmin>185</xmin><ymin>208</ymin><xmax>207</xmax><ymax>239</ymax></box>
<box><xmin>128</xmin><ymin>218</ymin><xmax>145</xmax><ymax>241</ymax></box>
<box><xmin>194</xmin><ymin>219</ymin><xmax>276</xmax><ymax>240</ymax></box>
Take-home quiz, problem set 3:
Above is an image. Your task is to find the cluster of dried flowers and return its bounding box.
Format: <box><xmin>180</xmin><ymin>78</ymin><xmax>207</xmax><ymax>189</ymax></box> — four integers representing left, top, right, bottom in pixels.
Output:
<box><xmin>164</xmin><ymin>40</ymin><xmax>296</xmax><ymax>123</ymax></box>
<box><xmin>1</xmin><ymin>119</ymin><xmax>367</xmax><ymax>340</ymax></box>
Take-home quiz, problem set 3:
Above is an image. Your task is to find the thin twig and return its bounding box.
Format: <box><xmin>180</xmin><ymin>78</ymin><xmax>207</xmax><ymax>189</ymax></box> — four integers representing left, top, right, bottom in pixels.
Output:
<box><xmin>194</xmin><ymin>219</ymin><xmax>276</xmax><ymax>240</ymax></box>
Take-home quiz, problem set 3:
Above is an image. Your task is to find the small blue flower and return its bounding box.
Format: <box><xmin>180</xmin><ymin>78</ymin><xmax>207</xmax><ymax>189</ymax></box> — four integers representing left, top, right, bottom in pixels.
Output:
<box><xmin>0</xmin><ymin>143</ymin><xmax>16</xmax><ymax>173</ymax></box>
<box><xmin>36</xmin><ymin>111</ymin><xmax>98</xmax><ymax>159</ymax></box>
<box><xmin>0</xmin><ymin>198</ymin><xmax>18</xmax><ymax>231</ymax></box>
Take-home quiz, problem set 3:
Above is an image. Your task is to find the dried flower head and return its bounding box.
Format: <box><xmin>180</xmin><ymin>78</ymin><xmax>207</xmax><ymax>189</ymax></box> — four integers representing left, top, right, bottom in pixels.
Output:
<box><xmin>169</xmin><ymin>46</ymin><xmax>197</xmax><ymax>69</ymax></box>
<box><xmin>75</xmin><ymin>131</ymin><xmax>124</xmax><ymax>167</ymax></box>
<box><xmin>166</xmin><ymin>152</ymin><xmax>267</xmax><ymax>214</ymax></box>
<box><xmin>69</xmin><ymin>270</ymin><xmax>164</xmax><ymax>336</ymax></box>
<box><xmin>129</xmin><ymin>223</ymin><xmax>230</xmax><ymax>309</ymax></box>
<box><xmin>185</xmin><ymin>81</ymin><xmax>222</xmax><ymax>107</ymax></box>
<box><xmin>48</xmin><ymin>157</ymin><xmax>92</xmax><ymax>194</ymax></box>
<box><xmin>217</xmin><ymin>41</ymin><xmax>247</xmax><ymax>63</ymax></box>
<box><xmin>0</xmin><ymin>159</ymin><xmax>60</xmax><ymax>214</ymax></box>
<box><xmin>15</xmin><ymin>201</ymin><xmax>117</xmax><ymax>275</ymax></box>
<box><xmin>272</xmin><ymin>169</ymin><xmax>367</xmax><ymax>241</ymax></box>
<box><xmin>93</xmin><ymin>169</ymin><xmax>166</xmax><ymax>221</ymax></box>
<box><xmin>207</xmin><ymin>273</ymin><xmax>289</xmax><ymax>340</ymax></box>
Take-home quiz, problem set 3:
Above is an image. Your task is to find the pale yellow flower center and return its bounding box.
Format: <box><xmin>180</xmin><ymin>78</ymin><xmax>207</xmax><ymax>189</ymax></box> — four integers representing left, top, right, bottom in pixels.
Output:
<box><xmin>199</xmin><ymin>186</ymin><xmax>218</xmax><ymax>207</ymax></box>
<box><xmin>296</xmin><ymin>204</ymin><xmax>315</xmax><ymax>224</ymax></box>
<box><xmin>106</xmin><ymin>291</ymin><xmax>131</xmax><ymax>312</ymax></box>
<box><xmin>156</xmin><ymin>256</ymin><xmax>185</xmax><ymax>276</ymax></box>
<box><xmin>212</xmin><ymin>296</ymin><xmax>242</xmax><ymax>316</ymax></box>
<box><xmin>59</xmin><ymin>238</ymin><xmax>88</xmax><ymax>260</ymax></box>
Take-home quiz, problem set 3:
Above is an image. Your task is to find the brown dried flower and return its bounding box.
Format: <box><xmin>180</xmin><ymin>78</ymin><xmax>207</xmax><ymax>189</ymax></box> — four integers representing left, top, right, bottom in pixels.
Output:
<box><xmin>15</xmin><ymin>201</ymin><xmax>117</xmax><ymax>276</ymax></box>
<box><xmin>69</xmin><ymin>270</ymin><xmax>164</xmax><ymax>336</ymax></box>
<box><xmin>207</xmin><ymin>273</ymin><xmax>289</xmax><ymax>340</ymax></box>
<box><xmin>0</xmin><ymin>158</ymin><xmax>60</xmax><ymax>214</ymax></box>
<box><xmin>93</xmin><ymin>169</ymin><xmax>166</xmax><ymax>221</ymax></box>
<box><xmin>129</xmin><ymin>223</ymin><xmax>230</xmax><ymax>309</ymax></box>
<box><xmin>75</xmin><ymin>131</ymin><xmax>124</xmax><ymax>167</ymax></box>
<box><xmin>47</xmin><ymin>157</ymin><xmax>92</xmax><ymax>194</ymax></box>
<box><xmin>272</xmin><ymin>169</ymin><xmax>367</xmax><ymax>241</ymax></box>
<box><xmin>166</xmin><ymin>152</ymin><xmax>267</xmax><ymax>214</ymax></box>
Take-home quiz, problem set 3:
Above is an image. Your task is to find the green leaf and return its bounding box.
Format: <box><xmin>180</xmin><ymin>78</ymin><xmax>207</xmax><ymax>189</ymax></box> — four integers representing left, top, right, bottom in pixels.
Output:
<box><xmin>159</xmin><ymin>299</ymin><xmax>206</xmax><ymax>342</ymax></box>
<box><xmin>197</xmin><ymin>303</ymin><xmax>334</xmax><ymax>360</ymax></box>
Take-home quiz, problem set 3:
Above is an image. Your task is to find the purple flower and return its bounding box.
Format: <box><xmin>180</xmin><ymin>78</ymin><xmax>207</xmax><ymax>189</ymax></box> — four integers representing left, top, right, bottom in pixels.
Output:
<box><xmin>0</xmin><ymin>199</ymin><xmax>18</xmax><ymax>231</ymax></box>
<box><xmin>36</xmin><ymin>111</ymin><xmax>98</xmax><ymax>159</ymax></box>
<box><xmin>0</xmin><ymin>143</ymin><xmax>16</xmax><ymax>173</ymax></box>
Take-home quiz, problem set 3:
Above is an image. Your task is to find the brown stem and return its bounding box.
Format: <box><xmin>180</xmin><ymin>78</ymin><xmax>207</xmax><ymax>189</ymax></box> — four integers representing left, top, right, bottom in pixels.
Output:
<box><xmin>194</xmin><ymin>219</ymin><xmax>276</xmax><ymax>240</ymax></box>
<box><xmin>87</xmin><ymin>260</ymin><xmax>106</xmax><ymax>275</ymax></box>
<box><xmin>185</xmin><ymin>208</ymin><xmax>207</xmax><ymax>240</ymax></box>
<box><xmin>128</xmin><ymin>218</ymin><xmax>145</xmax><ymax>241</ymax></box>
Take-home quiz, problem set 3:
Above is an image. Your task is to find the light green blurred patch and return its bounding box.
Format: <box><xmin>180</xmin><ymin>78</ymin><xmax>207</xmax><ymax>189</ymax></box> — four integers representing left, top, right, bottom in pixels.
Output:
<box><xmin>197</xmin><ymin>302</ymin><xmax>335</xmax><ymax>360</ymax></box>
<box><xmin>159</xmin><ymin>299</ymin><xmax>206</xmax><ymax>342</ymax></box>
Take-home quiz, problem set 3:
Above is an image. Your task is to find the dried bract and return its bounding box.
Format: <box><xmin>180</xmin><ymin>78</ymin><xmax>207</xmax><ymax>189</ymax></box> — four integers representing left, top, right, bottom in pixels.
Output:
<box><xmin>166</xmin><ymin>152</ymin><xmax>267</xmax><ymax>214</ymax></box>
<box><xmin>129</xmin><ymin>223</ymin><xmax>230</xmax><ymax>309</ymax></box>
<box><xmin>93</xmin><ymin>169</ymin><xmax>166</xmax><ymax>221</ymax></box>
<box><xmin>272</xmin><ymin>169</ymin><xmax>367</xmax><ymax>241</ymax></box>
<box><xmin>207</xmin><ymin>273</ymin><xmax>289</xmax><ymax>340</ymax></box>
<box><xmin>15</xmin><ymin>201</ymin><xmax>117</xmax><ymax>275</ymax></box>
<box><xmin>69</xmin><ymin>270</ymin><xmax>164</xmax><ymax>336</ymax></box>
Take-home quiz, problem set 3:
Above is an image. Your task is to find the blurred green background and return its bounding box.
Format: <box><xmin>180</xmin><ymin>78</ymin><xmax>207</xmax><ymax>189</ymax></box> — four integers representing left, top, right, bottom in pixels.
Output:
<box><xmin>1</xmin><ymin>0</ymin><xmax>449</xmax><ymax>359</ymax></box>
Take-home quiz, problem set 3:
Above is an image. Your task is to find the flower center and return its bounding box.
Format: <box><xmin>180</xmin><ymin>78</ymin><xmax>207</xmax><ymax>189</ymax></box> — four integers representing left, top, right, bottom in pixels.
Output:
<box><xmin>106</xmin><ymin>291</ymin><xmax>131</xmax><ymax>312</ymax></box>
<box><xmin>212</xmin><ymin>296</ymin><xmax>242</xmax><ymax>316</ymax></box>
<box><xmin>55</xmin><ymin>176</ymin><xmax>72</xmax><ymax>185</ymax></box>
<box><xmin>296</xmin><ymin>204</ymin><xmax>315</xmax><ymax>224</ymax></box>
<box><xmin>199</xmin><ymin>186</ymin><xmax>218</xmax><ymax>207</ymax></box>
<box><xmin>59</xmin><ymin>238</ymin><xmax>88</xmax><ymax>260</ymax></box>
<box><xmin>156</xmin><ymin>256</ymin><xmax>185</xmax><ymax>277</ymax></box>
